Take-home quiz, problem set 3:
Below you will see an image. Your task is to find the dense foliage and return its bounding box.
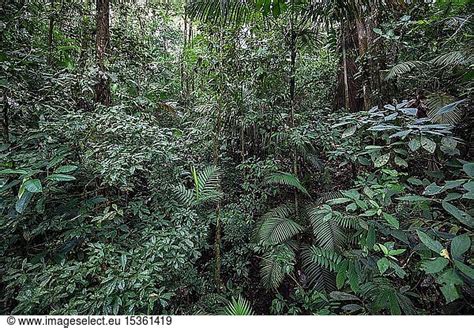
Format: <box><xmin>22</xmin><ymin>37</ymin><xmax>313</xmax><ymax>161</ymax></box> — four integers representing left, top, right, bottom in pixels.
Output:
<box><xmin>1</xmin><ymin>0</ymin><xmax>473</xmax><ymax>315</ymax></box>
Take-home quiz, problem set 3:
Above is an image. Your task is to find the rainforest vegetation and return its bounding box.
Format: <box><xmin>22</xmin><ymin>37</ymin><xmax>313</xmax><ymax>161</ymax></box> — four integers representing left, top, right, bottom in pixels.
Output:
<box><xmin>1</xmin><ymin>0</ymin><xmax>473</xmax><ymax>315</ymax></box>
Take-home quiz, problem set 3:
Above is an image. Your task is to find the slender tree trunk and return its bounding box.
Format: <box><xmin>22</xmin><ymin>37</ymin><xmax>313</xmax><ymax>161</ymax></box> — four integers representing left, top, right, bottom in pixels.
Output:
<box><xmin>95</xmin><ymin>0</ymin><xmax>111</xmax><ymax>106</ymax></box>
<box><xmin>187</xmin><ymin>19</ymin><xmax>193</xmax><ymax>94</ymax></box>
<box><xmin>181</xmin><ymin>1</ymin><xmax>187</xmax><ymax>95</ymax></box>
<box><xmin>289</xmin><ymin>5</ymin><xmax>298</xmax><ymax>213</ymax></box>
<box><xmin>47</xmin><ymin>0</ymin><xmax>55</xmax><ymax>64</ymax></box>
<box><xmin>79</xmin><ymin>0</ymin><xmax>91</xmax><ymax>72</ymax></box>
<box><xmin>2</xmin><ymin>91</ymin><xmax>9</xmax><ymax>143</ymax></box>
<box><xmin>213</xmin><ymin>26</ymin><xmax>224</xmax><ymax>291</ymax></box>
<box><xmin>342</xmin><ymin>28</ymin><xmax>351</xmax><ymax>111</ymax></box>
<box><xmin>356</xmin><ymin>18</ymin><xmax>371</xmax><ymax>110</ymax></box>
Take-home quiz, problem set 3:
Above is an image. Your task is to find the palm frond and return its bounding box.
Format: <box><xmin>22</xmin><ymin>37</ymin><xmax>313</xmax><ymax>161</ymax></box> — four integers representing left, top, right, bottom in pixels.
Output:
<box><xmin>173</xmin><ymin>165</ymin><xmax>222</xmax><ymax>207</ymax></box>
<box><xmin>173</xmin><ymin>184</ymin><xmax>195</xmax><ymax>207</ymax></box>
<box><xmin>304</xmin><ymin>264</ymin><xmax>337</xmax><ymax>291</ymax></box>
<box><xmin>188</xmin><ymin>0</ymin><xmax>254</xmax><ymax>25</ymax></box>
<box><xmin>430</xmin><ymin>51</ymin><xmax>474</xmax><ymax>67</ymax></box>
<box><xmin>223</xmin><ymin>296</ymin><xmax>254</xmax><ymax>315</ymax></box>
<box><xmin>264</xmin><ymin>171</ymin><xmax>310</xmax><ymax>197</ymax></box>
<box><xmin>426</xmin><ymin>93</ymin><xmax>464</xmax><ymax>124</ymax></box>
<box><xmin>333</xmin><ymin>215</ymin><xmax>359</xmax><ymax>229</ymax></box>
<box><xmin>301</xmin><ymin>245</ymin><xmax>342</xmax><ymax>272</ymax></box>
<box><xmin>258</xmin><ymin>204</ymin><xmax>303</xmax><ymax>244</ymax></box>
<box><xmin>260</xmin><ymin>244</ymin><xmax>296</xmax><ymax>289</ymax></box>
<box><xmin>314</xmin><ymin>191</ymin><xmax>342</xmax><ymax>206</ymax></box>
<box><xmin>385</xmin><ymin>61</ymin><xmax>425</xmax><ymax>80</ymax></box>
<box><xmin>309</xmin><ymin>0</ymin><xmax>405</xmax><ymax>26</ymax></box>
<box><xmin>195</xmin><ymin>165</ymin><xmax>223</xmax><ymax>203</ymax></box>
<box><xmin>306</xmin><ymin>205</ymin><xmax>346</xmax><ymax>250</ymax></box>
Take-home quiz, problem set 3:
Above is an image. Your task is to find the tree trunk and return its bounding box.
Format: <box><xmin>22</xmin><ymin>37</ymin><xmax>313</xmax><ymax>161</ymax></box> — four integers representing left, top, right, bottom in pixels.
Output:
<box><xmin>47</xmin><ymin>0</ymin><xmax>55</xmax><ymax>64</ymax></box>
<box><xmin>342</xmin><ymin>30</ymin><xmax>350</xmax><ymax>111</ymax></box>
<box><xmin>78</xmin><ymin>0</ymin><xmax>91</xmax><ymax>72</ymax></box>
<box><xmin>356</xmin><ymin>18</ymin><xmax>371</xmax><ymax>110</ymax></box>
<box><xmin>288</xmin><ymin>4</ymin><xmax>299</xmax><ymax>214</ymax></box>
<box><xmin>181</xmin><ymin>1</ymin><xmax>187</xmax><ymax>95</ymax></box>
<box><xmin>335</xmin><ymin>23</ymin><xmax>361</xmax><ymax>112</ymax></box>
<box><xmin>213</xmin><ymin>26</ymin><xmax>224</xmax><ymax>291</ymax></box>
<box><xmin>2</xmin><ymin>91</ymin><xmax>9</xmax><ymax>143</ymax></box>
<box><xmin>95</xmin><ymin>0</ymin><xmax>111</xmax><ymax>106</ymax></box>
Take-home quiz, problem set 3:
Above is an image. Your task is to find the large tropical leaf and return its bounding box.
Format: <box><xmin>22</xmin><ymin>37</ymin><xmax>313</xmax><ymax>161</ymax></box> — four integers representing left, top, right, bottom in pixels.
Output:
<box><xmin>306</xmin><ymin>205</ymin><xmax>346</xmax><ymax>249</ymax></box>
<box><xmin>264</xmin><ymin>171</ymin><xmax>310</xmax><ymax>197</ymax></box>
<box><xmin>259</xmin><ymin>204</ymin><xmax>303</xmax><ymax>244</ymax></box>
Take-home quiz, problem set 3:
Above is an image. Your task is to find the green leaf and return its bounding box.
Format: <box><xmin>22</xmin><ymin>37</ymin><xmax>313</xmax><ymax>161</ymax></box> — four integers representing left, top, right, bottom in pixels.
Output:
<box><xmin>16</xmin><ymin>191</ymin><xmax>33</xmax><ymax>213</ymax></box>
<box><xmin>454</xmin><ymin>260</ymin><xmax>474</xmax><ymax>280</ymax></box>
<box><xmin>442</xmin><ymin>201</ymin><xmax>474</xmax><ymax>228</ymax></box>
<box><xmin>342</xmin><ymin>125</ymin><xmax>357</xmax><ymax>138</ymax></box>
<box><xmin>435</xmin><ymin>99</ymin><xmax>466</xmax><ymax>115</ymax></box>
<box><xmin>417</xmin><ymin>230</ymin><xmax>443</xmax><ymax>253</ymax></box>
<box><xmin>408</xmin><ymin>138</ymin><xmax>421</xmax><ymax>152</ymax></box>
<box><xmin>377</xmin><ymin>257</ymin><xmax>390</xmax><ymax>274</ymax></box>
<box><xmin>463</xmin><ymin>163</ymin><xmax>474</xmax><ymax>177</ymax></box>
<box><xmin>327</xmin><ymin>198</ymin><xmax>351</xmax><ymax>205</ymax></box>
<box><xmin>451</xmin><ymin>234</ymin><xmax>471</xmax><ymax>259</ymax></box>
<box><xmin>0</xmin><ymin>169</ymin><xmax>28</xmax><ymax>175</ymax></box>
<box><xmin>329</xmin><ymin>291</ymin><xmax>360</xmax><ymax>301</ymax></box>
<box><xmin>54</xmin><ymin>165</ymin><xmax>78</xmax><ymax>174</ymax></box>
<box><xmin>336</xmin><ymin>260</ymin><xmax>348</xmax><ymax>289</ymax></box>
<box><xmin>437</xmin><ymin>268</ymin><xmax>463</xmax><ymax>303</ymax></box>
<box><xmin>120</xmin><ymin>254</ymin><xmax>127</xmax><ymax>271</ymax></box>
<box><xmin>366</xmin><ymin>225</ymin><xmax>376</xmax><ymax>249</ymax></box>
<box><xmin>394</xmin><ymin>156</ymin><xmax>408</xmax><ymax>167</ymax></box>
<box><xmin>47</xmin><ymin>174</ymin><xmax>76</xmax><ymax>182</ymax></box>
<box><xmin>421</xmin><ymin>257</ymin><xmax>449</xmax><ymax>274</ymax></box>
<box><xmin>440</xmin><ymin>284</ymin><xmax>459</xmax><ymax>303</ymax></box>
<box><xmin>378</xmin><ymin>243</ymin><xmax>389</xmax><ymax>255</ymax></box>
<box><xmin>264</xmin><ymin>172</ymin><xmax>309</xmax><ymax>196</ymax></box>
<box><xmin>421</xmin><ymin>136</ymin><xmax>436</xmax><ymax>153</ymax></box>
<box><xmin>423</xmin><ymin>183</ymin><xmax>444</xmax><ymax>196</ymax></box>
<box><xmin>374</xmin><ymin>153</ymin><xmax>390</xmax><ymax>168</ymax></box>
<box><xmin>388</xmin><ymin>292</ymin><xmax>401</xmax><ymax>315</ymax></box>
<box><xmin>341</xmin><ymin>189</ymin><xmax>361</xmax><ymax>200</ymax></box>
<box><xmin>389</xmin><ymin>261</ymin><xmax>406</xmax><ymax>278</ymax></box>
<box><xmin>388</xmin><ymin>249</ymin><xmax>406</xmax><ymax>256</ymax></box>
<box><xmin>24</xmin><ymin>179</ymin><xmax>42</xmax><ymax>193</ymax></box>
<box><xmin>347</xmin><ymin>263</ymin><xmax>359</xmax><ymax>292</ymax></box>
<box><xmin>444</xmin><ymin>193</ymin><xmax>462</xmax><ymax>202</ymax></box>
<box><xmin>463</xmin><ymin>180</ymin><xmax>474</xmax><ymax>190</ymax></box>
<box><xmin>383</xmin><ymin>213</ymin><xmax>399</xmax><ymax>229</ymax></box>
<box><xmin>397</xmin><ymin>195</ymin><xmax>430</xmax><ymax>202</ymax></box>
<box><xmin>444</xmin><ymin>179</ymin><xmax>466</xmax><ymax>189</ymax></box>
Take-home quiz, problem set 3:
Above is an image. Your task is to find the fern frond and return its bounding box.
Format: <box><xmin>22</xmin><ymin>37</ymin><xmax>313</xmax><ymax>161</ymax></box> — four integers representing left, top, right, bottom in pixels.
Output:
<box><xmin>259</xmin><ymin>204</ymin><xmax>303</xmax><ymax>244</ymax></box>
<box><xmin>264</xmin><ymin>171</ymin><xmax>310</xmax><ymax>197</ymax></box>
